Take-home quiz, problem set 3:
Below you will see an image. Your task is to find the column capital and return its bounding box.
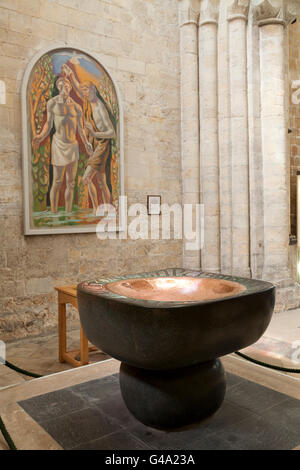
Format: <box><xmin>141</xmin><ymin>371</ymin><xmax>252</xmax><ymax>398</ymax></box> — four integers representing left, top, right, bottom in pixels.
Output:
<box><xmin>178</xmin><ymin>0</ymin><xmax>200</xmax><ymax>27</ymax></box>
<box><xmin>199</xmin><ymin>0</ymin><xmax>220</xmax><ymax>27</ymax></box>
<box><xmin>252</xmin><ymin>0</ymin><xmax>297</xmax><ymax>27</ymax></box>
<box><xmin>227</xmin><ymin>0</ymin><xmax>250</xmax><ymax>22</ymax></box>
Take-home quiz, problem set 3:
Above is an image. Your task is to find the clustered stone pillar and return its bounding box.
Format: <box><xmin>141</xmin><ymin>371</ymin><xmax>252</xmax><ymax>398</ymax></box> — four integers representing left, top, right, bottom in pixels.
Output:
<box><xmin>228</xmin><ymin>0</ymin><xmax>251</xmax><ymax>277</ymax></box>
<box><xmin>178</xmin><ymin>0</ymin><xmax>296</xmax><ymax>290</ymax></box>
<box><xmin>179</xmin><ymin>0</ymin><xmax>201</xmax><ymax>269</ymax></box>
<box><xmin>247</xmin><ymin>7</ymin><xmax>265</xmax><ymax>280</ymax></box>
<box><xmin>254</xmin><ymin>1</ymin><xmax>295</xmax><ymax>281</ymax></box>
<box><xmin>199</xmin><ymin>1</ymin><xmax>220</xmax><ymax>272</ymax></box>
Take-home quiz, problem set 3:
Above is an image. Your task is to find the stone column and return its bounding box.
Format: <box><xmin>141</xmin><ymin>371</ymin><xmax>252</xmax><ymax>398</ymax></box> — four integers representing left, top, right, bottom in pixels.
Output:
<box><xmin>198</xmin><ymin>0</ymin><xmax>220</xmax><ymax>272</ymax></box>
<box><xmin>247</xmin><ymin>4</ymin><xmax>265</xmax><ymax>280</ymax></box>
<box><xmin>178</xmin><ymin>0</ymin><xmax>201</xmax><ymax>268</ymax></box>
<box><xmin>218</xmin><ymin>0</ymin><xmax>232</xmax><ymax>274</ymax></box>
<box><xmin>253</xmin><ymin>0</ymin><xmax>296</xmax><ymax>280</ymax></box>
<box><xmin>227</xmin><ymin>0</ymin><xmax>250</xmax><ymax>277</ymax></box>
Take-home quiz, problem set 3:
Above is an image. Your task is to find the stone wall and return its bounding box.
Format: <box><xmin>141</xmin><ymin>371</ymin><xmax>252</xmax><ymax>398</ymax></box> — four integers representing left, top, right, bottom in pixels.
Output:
<box><xmin>2</xmin><ymin>0</ymin><xmax>300</xmax><ymax>344</ymax></box>
<box><xmin>289</xmin><ymin>18</ymin><xmax>300</xmax><ymax>236</ymax></box>
<box><xmin>0</xmin><ymin>0</ymin><xmax>183</xmax><ymax>341</ymax></box>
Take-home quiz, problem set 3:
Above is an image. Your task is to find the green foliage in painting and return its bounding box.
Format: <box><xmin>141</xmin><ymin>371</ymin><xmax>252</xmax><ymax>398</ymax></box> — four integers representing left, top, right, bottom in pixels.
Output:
<box><xmin>74</xmin><ymin>152</ymin><xmax>88</xmax><ymax>210</ymax></box>
<box><xmin>30</xmin><ymin>54</ymin><xmax>55</xmax><ymax>212</ymax></box>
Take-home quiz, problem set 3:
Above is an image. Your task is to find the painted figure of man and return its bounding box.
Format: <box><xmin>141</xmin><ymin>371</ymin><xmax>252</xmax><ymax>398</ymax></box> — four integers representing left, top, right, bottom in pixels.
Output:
<box><xmin>62</xmin><ymin>64</ymin><xmax>116</xmax><ymax>213</ymax></box>
<box><xmin>32</xmin><ymin>76</ymin><xmax>93</xmax><ymax>213</ymax></box>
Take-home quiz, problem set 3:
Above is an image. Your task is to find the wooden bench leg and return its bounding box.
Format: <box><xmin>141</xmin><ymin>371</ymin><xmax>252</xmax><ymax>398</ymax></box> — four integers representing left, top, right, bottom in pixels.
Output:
<box><xmin>58</xmin><ymin>302</ymin><xmax>67</xmax><ymax>363</ymax></box>
<box><xmin>80</xmin><ymin>324</ymin><xmax>89</xmax><ymax>365</ymax></box>
<box><xmin>57</xmin><ymin>288</ymin><xmax>96</xmax><ymax>367</ymax></box>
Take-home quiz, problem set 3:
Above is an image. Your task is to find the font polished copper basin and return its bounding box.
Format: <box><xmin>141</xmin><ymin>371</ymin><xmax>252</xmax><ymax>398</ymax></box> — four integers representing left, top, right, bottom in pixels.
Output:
<box><xmin>105</xmin><ymin>276</ymin><xmax>246</xmax><ymax>302</ymax></box>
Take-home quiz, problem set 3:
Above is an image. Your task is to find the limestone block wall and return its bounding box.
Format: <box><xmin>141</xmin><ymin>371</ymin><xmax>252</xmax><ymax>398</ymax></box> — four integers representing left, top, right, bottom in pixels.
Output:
<box><xmin>2</xmin><ymin>0</ymin><xmax>300</xmax><ymax>342</ymax></box>
<box><xmin>0</xmin><ymin>0</ymin><xmax>183</xmax><ymax>341</ymax></box>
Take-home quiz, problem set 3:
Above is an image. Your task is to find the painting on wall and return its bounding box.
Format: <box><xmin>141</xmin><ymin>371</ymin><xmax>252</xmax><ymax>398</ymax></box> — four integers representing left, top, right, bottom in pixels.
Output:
<box><xmin>22</xmin><ymin>47</ymin><xmax>123</xmax><ymax>235</ymax></box>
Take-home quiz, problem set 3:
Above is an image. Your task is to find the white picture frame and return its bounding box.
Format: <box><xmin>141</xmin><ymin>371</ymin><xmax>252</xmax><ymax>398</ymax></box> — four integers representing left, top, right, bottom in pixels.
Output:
<box><xmin>21</xmin><ymin>45</ymin><xmax>125</xmax><ymax>235</ymax></box>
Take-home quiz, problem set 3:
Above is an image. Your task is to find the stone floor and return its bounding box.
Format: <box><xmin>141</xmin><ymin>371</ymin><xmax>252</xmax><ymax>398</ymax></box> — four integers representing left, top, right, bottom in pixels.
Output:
<box><xmin>0</xmin><ymin>307</ymin><xmax>299</xmax><ymax>390</ymax></box>
<box><xmin>0</xmin><ymin>356</ymin><xmax>299</xmax><ymax>450</ymax></box>
<box><xmin>241</xmin><ymin>307</ymin><xmax>300</xmax><ymax>376</ymax></box>
<box><xmin>0</xmin><ymin>319</ymin><xmax>110</xmax><ymax>389</ymax></box>
<box><xmin>17</xmin><ymin>371</ymin><xmax>300</xmax><ymax>450</ymax></box>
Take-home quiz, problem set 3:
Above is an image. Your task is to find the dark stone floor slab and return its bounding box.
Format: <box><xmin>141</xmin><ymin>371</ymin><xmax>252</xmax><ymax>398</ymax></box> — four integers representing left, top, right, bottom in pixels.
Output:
<box><xmin>197</xmin><ymin>400</ymin><xmax>254</xmax><ymax>434</ymax></box>
<box><xmin>123</xmin><ymin>419</ymin><xmax>218</xmax><ymax>450</ymax></box>
<box><xmin>73</xmin><ymin>430</ymin><xmax>152</xmax><ymax>450</ymax></box>
<box><xmin>186</xmin><ymin>433</ymin><xmax>237</xmax><ymax>451</ymax></box>
<box><xmin>19</xmin><ymin>388</ymin><xmax>87</xmax><ymax>423</ymax></box>
<box><xmin>225</xmin><ymin>372</ymin><xmax>244</xmax><ymax>390</ymax></box>
<box><xmin>260</xmin><ymin>398</ymin><xmax>300</xmax><ymax>436</ymax></box>
<box><xmin>226</xmin><ymin>377</ymin><xmax>291</xmax><ymax>414</ymax></box>
<box><xmin>92</xmin><ymin>390</ymin><xmax>137</xmax><ymax>428</ymax></box>
<box><xmin>18</xmin><ymin>372</ymin><xmax>300</xmax><ymax>450</ymax></box>
<box><xmin>40</xmin><ymin>407</ymin><xmax>122</xmax><ymax>450</ymax></box>
<box><xmin>217</xmin><ymin>413</ymin><xmax>300</xmax><ymax>451</ymax></box>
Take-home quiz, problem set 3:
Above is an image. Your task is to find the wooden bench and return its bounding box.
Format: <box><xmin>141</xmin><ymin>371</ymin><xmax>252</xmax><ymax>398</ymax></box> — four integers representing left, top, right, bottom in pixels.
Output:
<box><xmin>55</xmin><ymin>285</ymin><xmax>97</xmax><ymax>367</ymax></box>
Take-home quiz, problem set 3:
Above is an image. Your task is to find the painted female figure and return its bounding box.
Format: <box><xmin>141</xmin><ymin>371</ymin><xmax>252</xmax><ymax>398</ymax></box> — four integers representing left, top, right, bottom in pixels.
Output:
<box><xmin>62</xmin><ymin>64</ymin><xmax>116</xmax><ymax>213</ymax></box>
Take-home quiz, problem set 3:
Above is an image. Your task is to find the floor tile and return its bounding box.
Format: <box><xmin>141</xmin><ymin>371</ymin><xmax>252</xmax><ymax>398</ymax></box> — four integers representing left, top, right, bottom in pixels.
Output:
<box><xmin>225</xmin><ymin>372</ymin><xmax>244</xmax><ymax>390</ymax></box>
<box><xmin>19</xmin><ymin>388</ymin><xmax>87</xmax><ymax>422</ymax></box>
<box><xmin>40</xmin><ymin>407</ymin><xmax>122</xmax><ymax>450</ymax></box>
<box><xmin>126</xmin><ymin>420</ymin><xmax>217</xmax><ymax>450</ymax></box>
<box><xmin>198</xmin><ymin>400</ymin><xmax>255</xmax><ymax>434</ymax></box>
<box><xmin>93</xmin><ymin>390</ymin><xmax>137</xmax><ymax>427</ymax></box>
<box><xmin>72</xmin><ymin>430</ymin><xmax>152</xmax><ymax>450</ymax></box>
<box><xmin>186</xmin><ymin>433</ymin><xmax>237</xmax><ymax>450</ymax></box>
<box><xmin>260</xmin><ymin>397</ymin><xmax>300</xmax><ymax>436</ymax></box>
<box><xmin>226</xmin><ymin>377</ymin><xmax>291</xmax><ymax>414</ymax></box>
<box><xmin>216</xmin><ymin>413</ymin><xmax>300</xmax><ymax>450</ymax></box>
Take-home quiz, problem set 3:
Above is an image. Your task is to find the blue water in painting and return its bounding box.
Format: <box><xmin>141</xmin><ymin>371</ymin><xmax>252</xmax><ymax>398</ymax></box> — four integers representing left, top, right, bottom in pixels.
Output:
<box><xmin>52</xmin><ymin>52</ymin><xmax>102</xmax><ymax>78</ymax></box>
<box><xmin>33</xmin><ymin>207</ymin><xmax>100</xmax><ymax>227</ymax></box>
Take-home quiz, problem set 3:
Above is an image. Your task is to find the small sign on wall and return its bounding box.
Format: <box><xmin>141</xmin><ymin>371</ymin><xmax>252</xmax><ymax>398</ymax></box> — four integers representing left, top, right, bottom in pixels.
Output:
<box><xmin>147</xmin><ymin>195</ymin><xmax>161</xmax><ymax>215</ymax></box>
